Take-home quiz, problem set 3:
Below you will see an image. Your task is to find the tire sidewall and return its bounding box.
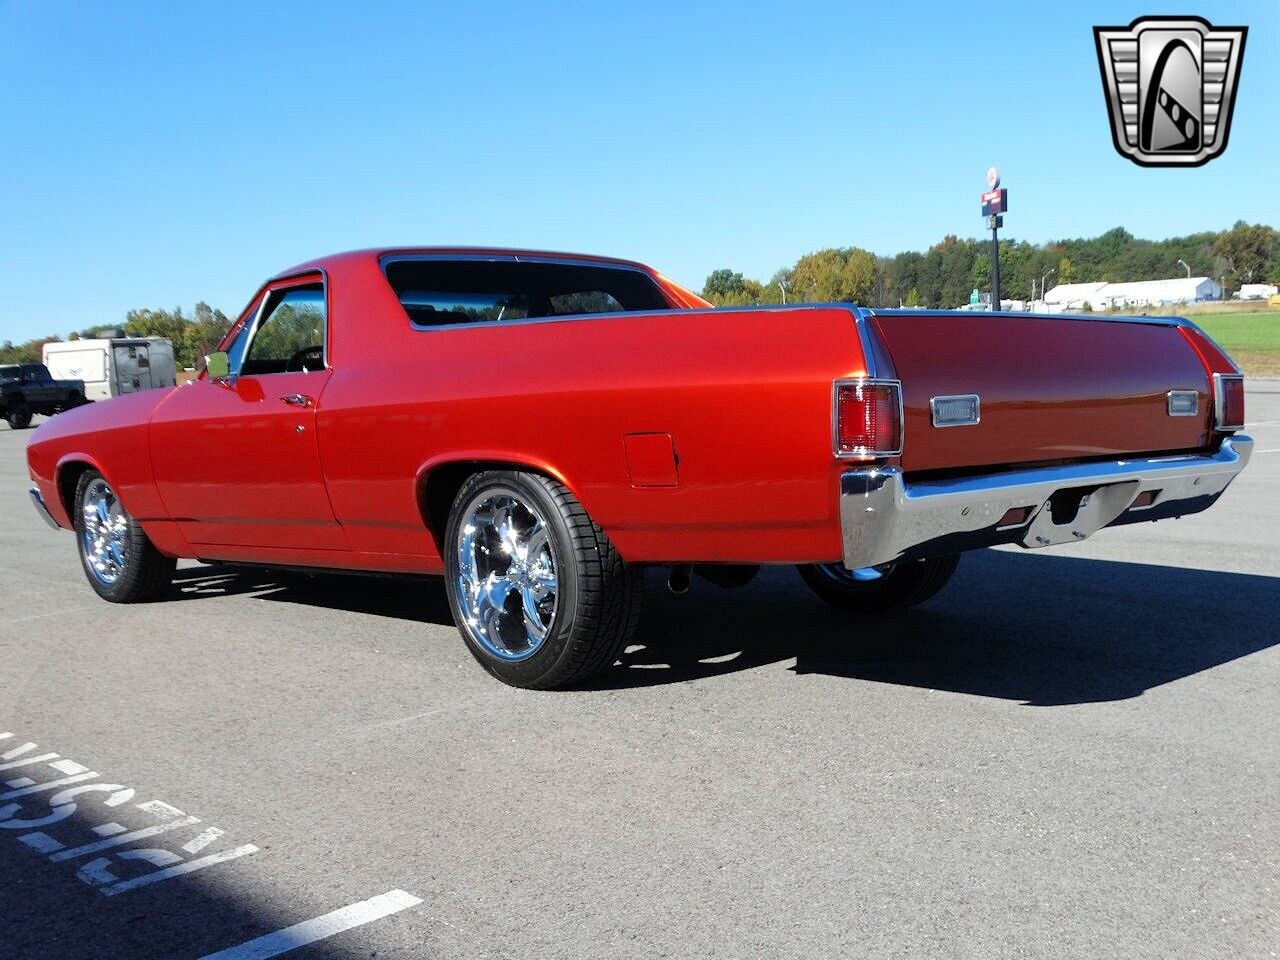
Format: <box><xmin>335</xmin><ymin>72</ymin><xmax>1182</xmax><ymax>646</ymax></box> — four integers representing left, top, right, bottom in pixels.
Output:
<box><xmin>6</xmin><ymin>403</ymin><xmax>31</xmax><ymax>429</ymax></box>
<box><xmin>443</xmin><ymin>471</ymin><xmax>582</xmax><ymax>687</ymax></box>
<box><xmin>74</xmin><ymin>469</ymin><xmax>137</xmax><ymax>601</ymax></box>
<box><xmin>798</xmin><ymin>556</ymin><xmax>957</xmax><ymax>613</ymax></box>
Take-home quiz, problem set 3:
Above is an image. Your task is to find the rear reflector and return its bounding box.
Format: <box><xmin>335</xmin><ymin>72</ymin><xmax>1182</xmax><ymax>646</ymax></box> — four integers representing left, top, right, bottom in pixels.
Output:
<box><xmin>1213</xmin><ymin>374</ymin><xmax>1245</xmax><ymax>430</ymax></box>
<box><xmin>996</xmin><ymin>505</ymin><xmax>1034</xmax><ymax>528</ymax></box>
<box><xmin>1130</xmin><ymin>490</ymin><xmax>1159</xmax><ymax>509</ymax></box>
<box><xmin>834</xmin><ymin>379</ymin><xmax>902</xmax><ymax>457</ymax></box>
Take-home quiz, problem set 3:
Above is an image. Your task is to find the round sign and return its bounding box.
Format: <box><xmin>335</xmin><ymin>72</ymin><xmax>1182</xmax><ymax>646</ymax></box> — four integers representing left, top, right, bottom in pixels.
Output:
<box><xmin>986</xmin><ymin>166</ymin><xmax>1001</xmax><ymax>189</ymax></box>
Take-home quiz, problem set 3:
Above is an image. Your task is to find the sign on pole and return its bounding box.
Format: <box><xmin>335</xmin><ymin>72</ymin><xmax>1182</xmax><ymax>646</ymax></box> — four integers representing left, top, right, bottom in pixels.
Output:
<box><xmin>981</xmin><ymin>167</ymin><xmax>1005</xmax><ymax>308</ymax></box>
<box><xmin>980</xmin><ymin>188</ymin><xmax>1008</xmax><ymax>217</ymax></box>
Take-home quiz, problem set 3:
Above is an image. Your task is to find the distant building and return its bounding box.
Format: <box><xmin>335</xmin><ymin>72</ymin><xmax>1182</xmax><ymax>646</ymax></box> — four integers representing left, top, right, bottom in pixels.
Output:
<box><xmin>1237</xmin><ymin>283</ymin><xmax>1279</xmax><ymax>300</ymax></box>
<box><xmin>1041</xmin><ymin>282</ymin><xmax>1108</xmax><ymax>309</ymax></box>
<box><xmin>1042</xmin><ymin>276</ymin><xmax>1221</xmax><ymax>311</ymax></box>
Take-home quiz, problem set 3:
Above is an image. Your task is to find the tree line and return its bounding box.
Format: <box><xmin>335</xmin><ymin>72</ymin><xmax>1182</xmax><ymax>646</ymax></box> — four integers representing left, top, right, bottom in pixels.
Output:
<box><xmin>701</xmin><ymin>221</ymin><xmax>1280</xmax><ymax>308</ymax></box>
<box><xmin>3</xmin><ymin>221</ymin><xmax>1276</xmax><ymax>365</ymax></box>
<box><xmin>1</xmin><ymin>302</ymin><xmax>233</xmax><ymax>368</ymax></box>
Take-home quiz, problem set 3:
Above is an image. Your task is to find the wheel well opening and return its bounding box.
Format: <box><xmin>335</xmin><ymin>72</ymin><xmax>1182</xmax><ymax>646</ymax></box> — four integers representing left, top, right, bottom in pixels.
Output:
<box><xmin>57</xmin><ymin>461</ymin><xmax>93</xmax><ymax>520</ymax></box>
<box><xmin>420</xmin><ymin>461</ymin><xmax>541</xmax><ymax>552</ymax></box>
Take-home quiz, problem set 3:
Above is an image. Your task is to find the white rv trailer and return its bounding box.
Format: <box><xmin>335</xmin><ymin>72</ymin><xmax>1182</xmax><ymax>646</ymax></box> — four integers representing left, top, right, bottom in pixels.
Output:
<box><xmin>42</xmin><ymin>338</ymin><xmax>177</xmax><ymax>402</ymax></box>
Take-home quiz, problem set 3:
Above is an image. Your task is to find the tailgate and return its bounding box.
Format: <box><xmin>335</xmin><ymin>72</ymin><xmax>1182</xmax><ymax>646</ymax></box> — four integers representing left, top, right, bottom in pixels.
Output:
<box><xmin>871</xmin><ymin>312</ymin><xmax>1213</xmax><ymax>473</ymax></box>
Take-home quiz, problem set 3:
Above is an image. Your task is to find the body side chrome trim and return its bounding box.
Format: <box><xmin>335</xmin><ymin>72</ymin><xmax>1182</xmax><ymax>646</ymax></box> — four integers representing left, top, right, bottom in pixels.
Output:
<box><xmin>867</xmin><ymin>306</ymin><xmax>1197</xmax><ymax>329</ymax></box>
<box><xmin>850</xmin><ymin>306</ymin><xmax>880</xmax><ymax>379</ymax></box>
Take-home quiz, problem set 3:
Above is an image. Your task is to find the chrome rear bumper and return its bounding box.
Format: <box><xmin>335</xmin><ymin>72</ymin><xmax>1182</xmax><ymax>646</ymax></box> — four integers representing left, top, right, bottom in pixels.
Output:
<box><xmin>29</xmin><ymin>486</ymin><xmax>60</xmax><ymax>530</ymax></box>
<box><xmin>840</xmin><ymin>436</ymin><xmax>1252</xmax><ymax>569</ymax></box>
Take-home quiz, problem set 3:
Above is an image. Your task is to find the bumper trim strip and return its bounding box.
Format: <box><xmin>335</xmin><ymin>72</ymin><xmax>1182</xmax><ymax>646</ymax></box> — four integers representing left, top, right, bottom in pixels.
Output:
<box><xmin>840</xmin><ymin>436</ymin><xmax>1252</xmax><ymax>569</ymax></box>
<box><xmin>29</xmin><ymin>486</ymin><xmax>61</xmax><ymax>530</ymax></box>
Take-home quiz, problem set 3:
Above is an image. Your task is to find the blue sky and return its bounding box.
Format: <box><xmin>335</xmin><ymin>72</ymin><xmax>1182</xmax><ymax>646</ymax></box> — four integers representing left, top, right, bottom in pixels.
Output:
<box><xmin>1</xmin><ymin>1</ymin><xmax>1276</xmax><ymax>342</ymax></box>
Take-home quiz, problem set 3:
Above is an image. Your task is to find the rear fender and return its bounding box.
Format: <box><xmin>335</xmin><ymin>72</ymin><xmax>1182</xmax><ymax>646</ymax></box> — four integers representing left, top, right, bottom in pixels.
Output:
<box><xmin>415</xmin><ymin>450</ymin><xmax>583</xmax><ymax>552</ymax></box>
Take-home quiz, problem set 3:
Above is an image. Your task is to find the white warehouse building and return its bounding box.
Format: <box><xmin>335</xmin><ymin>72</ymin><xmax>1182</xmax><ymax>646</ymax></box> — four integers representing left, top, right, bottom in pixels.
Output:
<box><xmin>1043</xmin><ymin>276</ymin><xmax>1221</xmax><ymax>311</ymax></box>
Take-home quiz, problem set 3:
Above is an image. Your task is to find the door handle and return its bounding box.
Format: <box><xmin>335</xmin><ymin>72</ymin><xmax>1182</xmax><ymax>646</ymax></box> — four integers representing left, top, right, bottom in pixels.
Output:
<box><xmin>279</xmin><ymin>393</ymin><xmax>314</xmax><ymax>407</ymax></box>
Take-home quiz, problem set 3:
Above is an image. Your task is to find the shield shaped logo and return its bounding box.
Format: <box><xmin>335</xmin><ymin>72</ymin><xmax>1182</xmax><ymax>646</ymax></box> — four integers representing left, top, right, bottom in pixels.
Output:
<box><xmin>1094</xmin><ymin>16</ymin><xmax>1247</xmax><ymax>167</ymax></box>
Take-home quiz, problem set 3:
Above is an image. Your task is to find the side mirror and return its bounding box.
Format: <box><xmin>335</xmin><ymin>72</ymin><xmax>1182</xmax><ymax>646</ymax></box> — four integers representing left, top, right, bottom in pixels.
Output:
<box><xmin>205</xmin><ymin>351</ymin><xmax>230</xmax><ymax>380</ymax></box>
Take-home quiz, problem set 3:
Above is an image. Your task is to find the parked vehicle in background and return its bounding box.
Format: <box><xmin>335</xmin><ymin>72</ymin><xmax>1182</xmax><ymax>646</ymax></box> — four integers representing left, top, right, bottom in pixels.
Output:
<box><xmin>43</xmin><ymin>338</ymin><xmax>177</xmax><ymax>402</ymax></box>
<box><xmin>26</xmin><ymin>248</ymin><xmax>1252</xmax><ymax>689</ymax></box>
<box><xmin>1</xmin><ymin>363</ymin><xmax>86</xmax><ymax>429</ymax></box>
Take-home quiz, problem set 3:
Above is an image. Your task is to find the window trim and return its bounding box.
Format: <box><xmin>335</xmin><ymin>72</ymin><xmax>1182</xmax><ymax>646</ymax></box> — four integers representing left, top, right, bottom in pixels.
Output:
<box><xmin>380</xmin><ymin>254</ymin><xmax>669</xmax><ymax>332</ymax></box>
<box><xmin>213</xmin><ymin>270</ymin><xmax>329</xmax><ymax>380</ymax></box>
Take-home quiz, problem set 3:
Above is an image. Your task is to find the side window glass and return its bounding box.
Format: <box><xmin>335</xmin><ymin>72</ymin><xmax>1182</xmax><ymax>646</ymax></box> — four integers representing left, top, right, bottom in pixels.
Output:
<box><xmin>242</xmin><ymin>285</ymin><xmax>326</xmax><ymax>375</ymax></box>
<box><xmin>223</xmin><ymin>318</ymin><xmax>255</xmax><ymax>377</ymax></box>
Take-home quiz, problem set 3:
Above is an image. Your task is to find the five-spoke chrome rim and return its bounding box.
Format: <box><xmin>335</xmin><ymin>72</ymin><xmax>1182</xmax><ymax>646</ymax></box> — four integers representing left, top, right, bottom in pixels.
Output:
<box><xmin>455</xmin><ymin>490</ymin><xmax>559</xmax><ymax>661</ymax></box>
<box><xmin>816</xmin><ymin>562</ymin><xmax>891</xmax><ymax>585</ymax></box>
<box><xmin>81</xmin><ymin>477</ymin><xmax>129</xmax><ymax>585</ymax></box>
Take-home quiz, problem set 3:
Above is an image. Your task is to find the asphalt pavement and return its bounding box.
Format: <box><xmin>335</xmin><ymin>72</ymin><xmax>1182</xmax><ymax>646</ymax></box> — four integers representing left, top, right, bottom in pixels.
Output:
<box><xmin>1</xmin><ymin>386</ymin><xmax>1277</xmax><ymax>959</ymax></box>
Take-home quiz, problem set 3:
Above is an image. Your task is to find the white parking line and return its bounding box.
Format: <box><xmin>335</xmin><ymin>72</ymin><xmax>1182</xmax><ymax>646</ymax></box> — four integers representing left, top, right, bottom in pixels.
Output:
<box><xmin>197</xmin><ymin>889</ymin><xmax>424</xmax><ymax>960</ymax></box>
<box><xmin>0</xmin><ymin>730</ymin><xmax>258</xmax><ymax>895</ymax></box>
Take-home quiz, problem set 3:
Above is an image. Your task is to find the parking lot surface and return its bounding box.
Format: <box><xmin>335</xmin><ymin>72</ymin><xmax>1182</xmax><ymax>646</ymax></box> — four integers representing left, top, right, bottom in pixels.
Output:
<box><xmin>1</xmin><ymin>386</ymin><xmax>1277</xmax><ymax>959</ymax></box>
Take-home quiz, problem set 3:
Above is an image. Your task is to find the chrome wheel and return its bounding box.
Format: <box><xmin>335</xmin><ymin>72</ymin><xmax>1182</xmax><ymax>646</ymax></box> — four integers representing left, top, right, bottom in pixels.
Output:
<box><xmin>815</xmin><ymin>562</ymin><xmax>891</xmax><ymax>584</ymax></box>
<box><xmin>455</xmin><ymin>489</ymin><xmax>559</xmax><ymax>661</ymax></box>
<box><xmin>81</xmin><ymin>477</ymin><xmax>129</xmax><ymax>585</ymax></box>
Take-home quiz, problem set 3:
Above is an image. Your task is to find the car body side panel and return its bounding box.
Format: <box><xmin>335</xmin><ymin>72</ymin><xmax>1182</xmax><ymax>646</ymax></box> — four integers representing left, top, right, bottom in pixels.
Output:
<box><xmin>25</xmin><ymin>389</ymin><xmax>198</xmax><ymax>558</ymax></box>
<box><xmin>26</xmin><ymin>390</ymin><xmax>173</xmax><ymax>522</ymax></box>
<box><xmin>313</xmin><ymin>253</ymin><xmax>865</xmax><ymax>571</ymax></box>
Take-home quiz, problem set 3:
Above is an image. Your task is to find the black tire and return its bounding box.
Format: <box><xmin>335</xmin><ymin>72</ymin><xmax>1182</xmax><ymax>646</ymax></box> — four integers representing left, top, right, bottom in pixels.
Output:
<box><xmin>797</xmin><ymin>554</ymin><xmax>960</xmax><ymax>614</ymax></box>
<box><xmin>74</xmin><ymin>469</ymin><xmax>176</xmax><ymax>602</ymax></box>
<box><xmin>443</xmin><ymin>470</ymin><xmax>642</xmax><ymax>689</ymax></box>
<box><xmin>6</xmin><ymin>401</ymin><xmax>32</xmax><ymax>429</ymax></box>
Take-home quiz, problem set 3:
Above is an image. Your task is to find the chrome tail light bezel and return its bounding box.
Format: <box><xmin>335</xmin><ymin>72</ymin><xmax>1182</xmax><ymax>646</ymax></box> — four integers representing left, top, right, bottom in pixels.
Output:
<box><xmin>832</xmin><ymin>378</ymin><xmax>904</xmax><ymax>459</ymax></box>
<box><xmin>1212</xmin><ymin>373</ymin><xmax>1245</xmax><ymax>431</ymax></box>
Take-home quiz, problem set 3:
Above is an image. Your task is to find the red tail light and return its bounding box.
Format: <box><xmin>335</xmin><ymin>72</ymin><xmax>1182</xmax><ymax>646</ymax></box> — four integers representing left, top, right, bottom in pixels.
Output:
<box><xmin>1213</xmin><ymin>374</ymin><xmax>1245</xmax><ymax>430</ymax></box>
<box><xmin>834</xmin><ymin>379</ymin><xmax>902</xmax><ymax>457</ymax></box>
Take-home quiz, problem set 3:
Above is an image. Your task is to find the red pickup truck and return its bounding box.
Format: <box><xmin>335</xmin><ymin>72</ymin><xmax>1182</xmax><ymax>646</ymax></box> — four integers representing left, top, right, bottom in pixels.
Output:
<box><xmin>27</xmin><ymin>248</ymin><xmax>1251</xmax><ymax>688</ymax></box>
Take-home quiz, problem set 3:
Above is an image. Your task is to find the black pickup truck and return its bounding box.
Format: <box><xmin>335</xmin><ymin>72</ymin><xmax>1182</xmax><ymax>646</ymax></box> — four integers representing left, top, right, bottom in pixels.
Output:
<box><xmin>0</xmin><ymin>363</ymin><xmax>86</xmax><ymax>429</ymax></box>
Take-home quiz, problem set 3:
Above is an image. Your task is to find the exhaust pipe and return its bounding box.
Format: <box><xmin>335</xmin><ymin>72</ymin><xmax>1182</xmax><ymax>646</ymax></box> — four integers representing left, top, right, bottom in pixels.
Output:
<box><xmin>667</xmin><ymin>565</ymin><xmax>692</xmax><ymax>595</ymax></box>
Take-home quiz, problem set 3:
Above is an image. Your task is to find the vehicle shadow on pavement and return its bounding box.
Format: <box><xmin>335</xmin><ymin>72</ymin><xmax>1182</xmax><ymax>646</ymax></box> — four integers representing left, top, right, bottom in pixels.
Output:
<box><xmin>610</xmin><ymin>551</ymin><xmax>1280</xmax><ymax>705</ymax></box>
<box><xmin>0</xmin><ymin>805</ymin><xmax>352</xmax><ymax>960</ymax></box>
<box><xmin>169</xmin><ymin>564</ymin><xmax>455</xmax><ymax>623</ymax></box>
<box><xmin>166</xmin><ymin>551</ymin><xmax>1280</xmax><ymax>706</ymax></box>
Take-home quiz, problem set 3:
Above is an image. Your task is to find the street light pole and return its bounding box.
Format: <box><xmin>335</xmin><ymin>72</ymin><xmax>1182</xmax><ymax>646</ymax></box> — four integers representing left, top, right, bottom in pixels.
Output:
<box><xmin>1176</xmin><ymin>258</ymin><xmax>1191</xmax><ymax>278</ymax></box>
<box><xmin>1040</xmin><ymin>268</ymin><xmax>1056</xmax><ymax>311</ymax></box>
<box><xmin>778</xmin><ymin>279</ymin><xmax>788</xmax><ymax>304</ymax></box>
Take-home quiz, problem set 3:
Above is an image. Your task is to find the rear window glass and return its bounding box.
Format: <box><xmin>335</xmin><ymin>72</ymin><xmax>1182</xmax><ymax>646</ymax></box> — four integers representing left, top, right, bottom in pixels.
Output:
<box><xmin>400</xmin><ymin>291</ymin><xmax>532</xmax><ymax>326</ymax></box>
<box><xmin>384</xmin><ymin>259</ymin><xmax>668</xmax><ymax>328</ymax></box>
